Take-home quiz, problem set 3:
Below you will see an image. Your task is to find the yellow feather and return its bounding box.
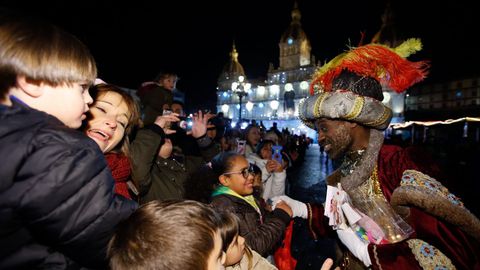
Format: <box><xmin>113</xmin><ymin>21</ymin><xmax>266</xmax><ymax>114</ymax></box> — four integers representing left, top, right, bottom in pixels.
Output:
<box><xmin>393</xmin><ymin>38</ymin><xmax>423</xmax><ymax>58</ymax></box>
<box><xmin>314</xmin><ymin>52</ymin><xmax>347</xmax><ymax>77</ymax></box>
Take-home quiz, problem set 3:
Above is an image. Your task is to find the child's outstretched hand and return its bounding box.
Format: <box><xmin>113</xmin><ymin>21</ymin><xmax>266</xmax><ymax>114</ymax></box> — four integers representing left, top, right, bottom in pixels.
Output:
<box><xmin>273</xmin><ymin>200</ymin><xmax>293</xmax><ymax>217</ymax></box>
<box><xmin>320</xmin><ymin>258</ymin><xmax>340</xmax><ymax>270</ymax></box>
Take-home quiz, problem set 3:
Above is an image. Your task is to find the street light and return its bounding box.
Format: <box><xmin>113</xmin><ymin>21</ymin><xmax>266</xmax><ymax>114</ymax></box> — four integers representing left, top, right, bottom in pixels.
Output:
<box><xmin>246</xmin><ymin>101</ymin><xmax>254</xmax><ymax>119</ymax></box>
<box><xmin>221</xmin><ymin>104</ymin><xmax>229</xmax><ymax>114</ymax></box>
<box><xmin>231</xmin><ymin>75</ymin><xmax>251</xmax><ymax>121</ymax></box>
<box><xmin>270</xmin><ymin>100</ymin><xmax>279</xmax><ymax>118</ymax></box>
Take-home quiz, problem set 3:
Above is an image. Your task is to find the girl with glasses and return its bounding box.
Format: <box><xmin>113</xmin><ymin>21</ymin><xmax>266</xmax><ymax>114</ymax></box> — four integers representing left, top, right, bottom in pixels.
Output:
<box><xmin>204</xmin><ymin>152</ymin><xmax>293</xmax><ymax>259</ymax></box>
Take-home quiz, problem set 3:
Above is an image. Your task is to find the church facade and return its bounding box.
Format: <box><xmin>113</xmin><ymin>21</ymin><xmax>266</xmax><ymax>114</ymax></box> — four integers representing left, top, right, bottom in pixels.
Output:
<box><xmin>216</xmin><ymin>3</ymin><xmax>317</xmax><ymax>137</ymax></box>
<box><xmin>215</xmin><ymin>2</ymin><xmax>407</xmax><ymax>137</ymax></box>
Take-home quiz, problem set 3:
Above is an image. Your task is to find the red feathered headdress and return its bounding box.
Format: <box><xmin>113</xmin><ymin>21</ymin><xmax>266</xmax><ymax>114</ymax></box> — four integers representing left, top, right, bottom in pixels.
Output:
<box><xmin>310</xmin><ymin>38</ymin><xmax>429</xmax><ymax>95</ymax></box>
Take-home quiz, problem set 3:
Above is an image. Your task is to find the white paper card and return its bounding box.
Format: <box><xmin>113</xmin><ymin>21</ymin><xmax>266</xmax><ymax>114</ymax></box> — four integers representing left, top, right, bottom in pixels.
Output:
<box><xmin>341</xmin><ymin>202</ymin><xmax>362</xmax><ymax>225</ymax></box>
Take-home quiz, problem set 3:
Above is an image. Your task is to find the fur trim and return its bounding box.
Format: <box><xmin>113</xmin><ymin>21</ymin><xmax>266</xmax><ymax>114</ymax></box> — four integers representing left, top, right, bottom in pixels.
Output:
<box><xmin>391</xmin><ymin>170</ymin><xmax>480</xmax><ymax>242</ymax></box>
<box><xmin>326</xmin><ymin>170</ymin><xmax>342</xmax><ymax>186</ymax></box>
<box><xmin>326</xmin><ymin>129</ymin><xmax>384</xmax><ymax>194</ymax></box>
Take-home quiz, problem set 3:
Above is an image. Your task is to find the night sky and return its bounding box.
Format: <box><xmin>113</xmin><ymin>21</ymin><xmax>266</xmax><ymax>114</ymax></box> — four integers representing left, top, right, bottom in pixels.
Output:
<box><xmin>1</xmin><ymin>0</ymin><xmax>479</xmax><ymax>111</ymax></box>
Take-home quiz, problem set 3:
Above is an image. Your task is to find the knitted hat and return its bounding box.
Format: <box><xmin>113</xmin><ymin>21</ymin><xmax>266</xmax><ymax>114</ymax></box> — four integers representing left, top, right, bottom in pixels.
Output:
<box><xmin>299</xmin><ymin>38</ymin><xmax>429</xmax><ymax>130</ymax></box>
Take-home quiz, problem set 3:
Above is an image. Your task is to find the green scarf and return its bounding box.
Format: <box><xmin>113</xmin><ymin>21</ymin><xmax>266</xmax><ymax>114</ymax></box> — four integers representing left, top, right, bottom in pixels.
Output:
<box><xmin>212</xmin><ymin>186</ymin><xmax>260</xmax><ymax>214</ymax></box>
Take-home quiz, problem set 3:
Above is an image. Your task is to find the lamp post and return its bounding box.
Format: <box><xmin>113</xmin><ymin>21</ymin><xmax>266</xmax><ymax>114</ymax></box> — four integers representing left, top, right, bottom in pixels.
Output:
<box><xmin>231</xmin><ymin>75</ymin><xmax>251</xmax><ymax>121</ymax></box>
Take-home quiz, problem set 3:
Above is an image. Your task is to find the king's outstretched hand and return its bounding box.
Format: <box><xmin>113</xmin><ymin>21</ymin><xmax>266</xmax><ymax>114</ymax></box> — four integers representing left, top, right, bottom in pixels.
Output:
<box><xmin>271</xmin><ymin>195</ymin><xmax>308</xmax><ymax>219</ymax></box>
<box><xmin>336</xmin><ymin>227</ymin><xmax>371</xmax><ymax>267</ymax></box>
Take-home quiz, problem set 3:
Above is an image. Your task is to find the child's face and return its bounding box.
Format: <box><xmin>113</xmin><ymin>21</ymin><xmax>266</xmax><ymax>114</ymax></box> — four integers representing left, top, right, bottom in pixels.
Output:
<box><xmin>246</xmin><ymin>127</ymin><xmax>261</xmax><ymax>146</ymax></box>
<box><xmin>224</xmin><ymin>234</ymin><xmax>245</xmax><ymax>267</ymax></box>
<box><xmin>85</xmin><ymin>91</ymin><xmax>130</xmax><ymax>153</ymax></box>
<box><xmin>39</xmin><ymin>82</ymin><xmax>92</xmax><ymax>128</ymax></box>
<box><xmin>161</xmin><ymin>76</ymin><xmax>177</xmax><ymax>91</ymax></box>
<box><xmin>206</xmin><ymin>230</ymin><xmax>226</xmax><ymax>270</ymax></box>
<box><xmin>220</xmin><ymin>137</ymin><xmax>236</xmax><ymax>152</ymax></box>
<box><xmin>222</xmin><ymin>156</ymin><xmax>254</xmax><ymax>196</ymax></box>
<box><xmin>260</xmin><ymin>143</ymin><xmax>273</xmax><ymax>160</ymax></box>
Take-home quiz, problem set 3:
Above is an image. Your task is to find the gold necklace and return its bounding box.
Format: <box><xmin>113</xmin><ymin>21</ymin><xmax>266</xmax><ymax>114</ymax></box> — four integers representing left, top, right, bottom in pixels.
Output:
<box><xmin>339</xmin><ymin>149</ymin><xmax>366</xmax><ymax>176</ymax></box>
<box><xmin>370</xmin><ymin>165</ymin><xmax>383</xmax><ymax>197</ymax></box>
<box><xmin>359</xmin><ymin>165</ymin><xmax>384</xmax><ymax>199</ymax></box>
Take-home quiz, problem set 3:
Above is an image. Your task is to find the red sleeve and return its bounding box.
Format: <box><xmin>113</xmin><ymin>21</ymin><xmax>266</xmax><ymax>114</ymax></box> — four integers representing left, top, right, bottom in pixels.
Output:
<box><xmin>377</xmin><ymin>145</ymin><xmax>480</xmax><ymax>269</ymax></box>
<box><xmin>307</xmin><ymin>203</ymin><xmax>334</xmax><ymax>240</ymax></box>
<box><xmin>377</xmin><ymin>144</ymin><xmax>443</xmax><ymax>201</ymax></box>
<box><xmin>407</xmin><ymin>208</ymin><xmax>480</xmax><ymax>270</ymax></box>
<box><xmin>368</xmin><ymin>241</ymin><xmax>421</xmax><ymax>270</ymax></box>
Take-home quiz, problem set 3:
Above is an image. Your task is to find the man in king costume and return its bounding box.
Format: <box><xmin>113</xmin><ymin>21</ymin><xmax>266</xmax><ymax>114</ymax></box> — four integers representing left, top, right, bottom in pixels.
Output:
<box><xmin>273</xmin><ymin>39</ymin><xmax>480</xmax><ymax>269</ymax></box>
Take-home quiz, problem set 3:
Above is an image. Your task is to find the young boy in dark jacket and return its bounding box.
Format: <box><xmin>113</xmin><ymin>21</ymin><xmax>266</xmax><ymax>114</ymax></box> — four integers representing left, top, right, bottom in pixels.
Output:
<box><xmin>0</xmin><ymin>12</ymin><xmax>137</xmax><ymax>269</ymax></box>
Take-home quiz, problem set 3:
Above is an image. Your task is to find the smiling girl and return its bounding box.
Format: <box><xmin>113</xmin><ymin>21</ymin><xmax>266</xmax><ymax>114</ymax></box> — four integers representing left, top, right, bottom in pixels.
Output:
<box><xmin>206</xmin><ymin>152</ymin><xmax>293</xmax><ymax>257</ymax></box>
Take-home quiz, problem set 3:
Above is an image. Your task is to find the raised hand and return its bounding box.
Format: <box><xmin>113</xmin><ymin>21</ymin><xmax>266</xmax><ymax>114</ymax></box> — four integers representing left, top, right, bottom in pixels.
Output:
<box><xmin>266</xmin><ymin>159</ymin><xmax>283</xmax><ymax>173</ymax></box>
<box><xmin>154</xmin><ymin>114</ymin><xmax>179</xmax><ymax>135</ymax></box>
<box><xmin>190</xmin><ymin>110</ymin><xmax>215</xmax><ymax>138</ymax></box>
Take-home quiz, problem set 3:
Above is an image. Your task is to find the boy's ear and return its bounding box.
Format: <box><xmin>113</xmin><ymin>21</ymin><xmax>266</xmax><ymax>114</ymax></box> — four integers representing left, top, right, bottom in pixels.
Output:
<box><xmin>16</xmin><ymin>76</ymin><xmax>44</xmax><ymax>98</ymax></box>
<box><xmin>219</xmin><ymin>175</ymin><xmax>229</xmax><ymax>186</ymax></box>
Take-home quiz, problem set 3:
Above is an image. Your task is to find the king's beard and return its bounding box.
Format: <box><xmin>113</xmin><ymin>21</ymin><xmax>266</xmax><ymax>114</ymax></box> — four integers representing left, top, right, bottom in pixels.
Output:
<box><xmin>323</xmin><ymin>124</ymin><xmax>353</xmax><ymax>160</ymax></box>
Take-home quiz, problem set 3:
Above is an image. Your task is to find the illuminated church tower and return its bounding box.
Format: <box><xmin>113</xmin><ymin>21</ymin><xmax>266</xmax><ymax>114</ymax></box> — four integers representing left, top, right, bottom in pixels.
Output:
<box><xmin>216</xmin><ymin>1</ymin><xmax>318</xmax><ymax>136</ymax></box>
<box><xmin>217</xmin><ymin>42</ymin><xmax>246</xmax><ymax>92</ymax></box>
<box><xmin>278</xmin><ymin>1</ymin><xmax>312</xmax><ymax>69</ymax></box>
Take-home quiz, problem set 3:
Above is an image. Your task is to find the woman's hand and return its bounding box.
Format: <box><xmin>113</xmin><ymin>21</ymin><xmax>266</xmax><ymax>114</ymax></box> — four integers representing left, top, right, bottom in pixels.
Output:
<box><xmin>154</xmin><ymin>114</ymin><xmax>179</xmax><ymax>135</ymax></box>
